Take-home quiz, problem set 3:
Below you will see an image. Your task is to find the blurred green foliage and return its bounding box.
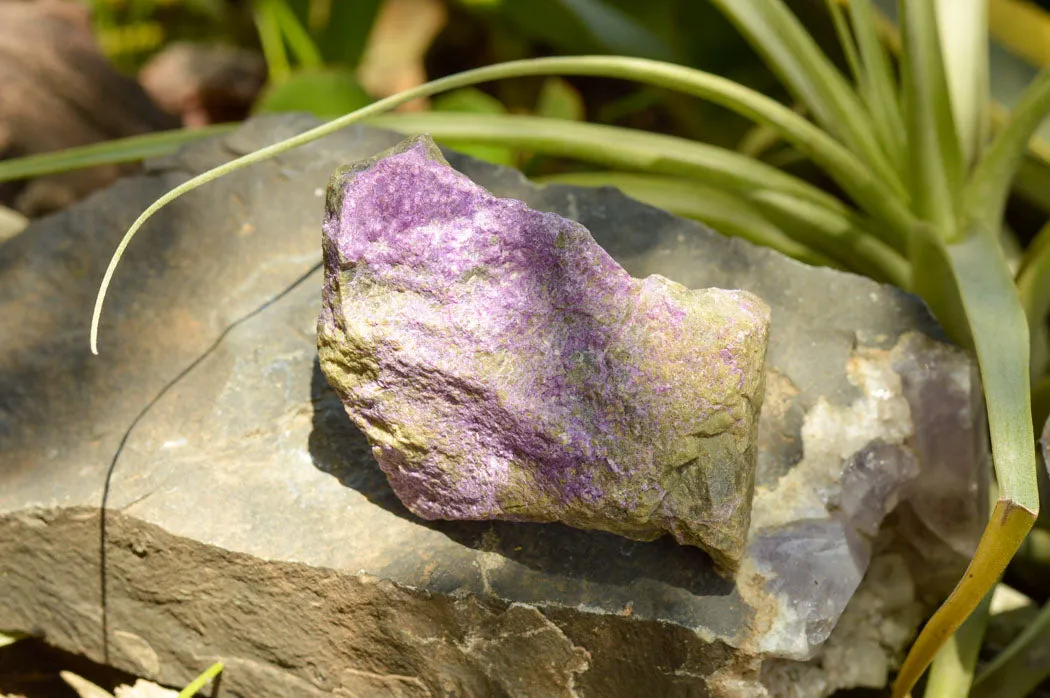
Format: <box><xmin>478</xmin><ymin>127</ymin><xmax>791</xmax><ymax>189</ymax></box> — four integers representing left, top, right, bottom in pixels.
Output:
<box><xmin>254</xmin><ymin>68</ymin><xmax>372</xmax><ymax>118</ymax></box>
<box><xmin>83</xmin><ymin>0</ymin><xmax>780</xmax><ymax>151</ymax></box>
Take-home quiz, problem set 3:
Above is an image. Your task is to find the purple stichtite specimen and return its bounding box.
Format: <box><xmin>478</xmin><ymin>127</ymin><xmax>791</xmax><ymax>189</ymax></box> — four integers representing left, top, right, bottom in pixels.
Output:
<box><xmin>318</xmin><ymin>136</ymin><xmax>770</xmax><ymax>571</ymax></box>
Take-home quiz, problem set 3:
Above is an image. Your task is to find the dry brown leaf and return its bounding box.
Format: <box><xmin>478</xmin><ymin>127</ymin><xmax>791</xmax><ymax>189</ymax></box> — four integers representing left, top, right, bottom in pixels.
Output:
<box><xmin>60</xmin><ymin>672</ymin><xmax>178</xmax><ymax>698</ymax></box>
<box><xmin>0</xmin><ymin>204</ymin><xmax>28</xmax><ymax>243</ymax></box>
<box><xmin>59</xmin><ymin>671</ymin><xmax>115</xmax><ymax>698</ymax></box>
<box><xmin>139</xmin><ymin>42</ymin><xmax>266</xmax><ymax>128</ymax></box>
<box><xmin>356</xmin><ymin>0</ymin><xmax>447</xmax><ymax>112</ymax></box>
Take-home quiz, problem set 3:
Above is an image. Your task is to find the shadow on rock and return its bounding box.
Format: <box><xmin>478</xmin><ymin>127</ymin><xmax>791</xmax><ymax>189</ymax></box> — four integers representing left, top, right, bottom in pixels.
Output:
<box><xmin>307</xmin><ymin>357</ymin><xmax>732</xmax><ymax>597</ymax></box>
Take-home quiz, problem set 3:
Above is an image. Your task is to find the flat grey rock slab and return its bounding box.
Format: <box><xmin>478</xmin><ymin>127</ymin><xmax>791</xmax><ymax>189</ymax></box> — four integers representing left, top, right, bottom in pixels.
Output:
<box><xmin>0</xmin><ymin>115</ymin><xmax>986</xmax><ymax>697</ymax></box>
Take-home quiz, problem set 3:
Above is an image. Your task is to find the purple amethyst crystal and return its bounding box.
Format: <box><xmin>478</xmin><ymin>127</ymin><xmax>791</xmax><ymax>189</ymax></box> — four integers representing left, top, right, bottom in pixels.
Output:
<box><xmin>317</xmin><ymin>136</ymin><xmax>771</xmax><ymax>570</ymax></box>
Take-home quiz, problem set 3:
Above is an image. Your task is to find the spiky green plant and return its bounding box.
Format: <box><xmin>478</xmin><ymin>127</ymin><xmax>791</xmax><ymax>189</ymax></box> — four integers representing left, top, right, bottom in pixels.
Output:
<box><xmin>3</xmin><ymin>1</ymin><xmax>1050</xmax><ymax>696</ymax></box>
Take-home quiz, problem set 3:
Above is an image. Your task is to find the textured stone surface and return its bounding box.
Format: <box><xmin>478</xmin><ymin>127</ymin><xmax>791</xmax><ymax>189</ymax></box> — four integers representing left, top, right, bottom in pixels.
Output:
<box><xmin>319</xmin><ymin>137</ymin><xmax>770</xmax><ymax>571</ymax></box>
<box><xmin>0</xmin><ymin>115</ymin><xmax>987</xmax><ymax>696</ymax></box>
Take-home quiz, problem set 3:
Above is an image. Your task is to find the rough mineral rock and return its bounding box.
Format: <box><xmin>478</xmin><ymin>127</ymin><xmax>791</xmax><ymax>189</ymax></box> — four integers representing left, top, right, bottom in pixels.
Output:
<box><xmin>0</xmin><ymin>115</ymin><xmax>988</xmax><ymax>697</ymax></box>
<box><xmin>318</xmin><ymin>136</ymin><xmax>770</xmax><ymax>571</ymax></box>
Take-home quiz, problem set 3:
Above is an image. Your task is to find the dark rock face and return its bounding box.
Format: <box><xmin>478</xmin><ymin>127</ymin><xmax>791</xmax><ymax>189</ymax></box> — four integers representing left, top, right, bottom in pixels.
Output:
<box><xmin>0</xmin><ymin>115</ymin><xmax>986</xmax><ymax>697</ymax></box>
<box><xmin>318</xmin><ymin>136</ymin><xmax>770</xmax><ymax>571</ymax></box>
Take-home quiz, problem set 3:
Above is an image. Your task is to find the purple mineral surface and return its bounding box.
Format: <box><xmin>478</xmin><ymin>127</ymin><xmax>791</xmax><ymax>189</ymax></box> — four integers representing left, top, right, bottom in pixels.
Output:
<box><xmin>317</xmin><ymin>136</ymin><xmax>771</xmax><ymax>570</ymax></box>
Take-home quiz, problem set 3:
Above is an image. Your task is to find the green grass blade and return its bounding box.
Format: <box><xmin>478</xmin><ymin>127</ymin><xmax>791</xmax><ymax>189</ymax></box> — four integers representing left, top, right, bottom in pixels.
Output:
<box><xmin>972</xmin><ymin>599</ymin><xmax>1050</xmax><ymax>698</ymax></box>
<box><xmin>536</xmin><ymin>77</ymin><xmax>586</xmax><ymax>121</ymax></box>
<box><xmin>952</xmin><ymin>230</ymin><xmax>1040</xmax><ymax>511</ymax></box>
<box><xmin>176</xmin><ymin>661</ymin><xmax>223</xmax><ymax>698</ymax></box>
<box><xmin>89</xmin><ymin>54</ymin><xmax>921</xmax><ymax>353</ymax></box>
<box><xmin>709</xmin><ymin>0</ymin><xmax>905</xmax><ymax>201</ymax></box>
<box><xmin>544</xmin><ymin>57</ymin><xmax>914</xmax><ymax>240</ymax></box>
<box><xmin>825</xmin><ymin>0</ymin><xmax>864</xmax><ymax>88</ymax></box>
<box><xmin>269</xmin><ymin>0</ymin><xmax>324</xmax><ymax>70</ymax></box>
<box><xmin>893</xmin><ymin>228</ymin><xmax>1038</xmax><ymax>698</ymax></box>
<box><xmin>898</xmin><ymin>0</ymin><xmax>963</xmax><ymax>237</ymax></box>
<box><xmin>707</xmin><ymin>0</ymin><xmax>862</xmax><ymax>141</ymax></box>
<box><xmin>430</xmin><ymin>89</ymin><xmax>514</xmax><ymax>166</ymax></box>
<box><xmin>736</xmin><ymin>120</ymin><xmax>788</xmax><ymax>159</ymax></box>
<box><xmin>314</xmin><ymin>0</ymin><xmax>382</xmax><ymax>67</ymax></box>
<box><xmin>535</xmin><ymin>171</ymin><xmax>906</xmax><ymax>288</ymax></box>
<box><xmin>369</xmin><ymin>112</ymin><xmax>835</xmax><ymax>207</ymax></box>
<box><xmin>935</xmin><ymin>0</ymin><xmax>989</xmax><ymax>169</ymax></box>
<box><xmin>0</xmin><ymin>126</ymin><xmax>237</xmax><ymax>183</ymax></box>
<box><xmin>534</xmin><ymin>171</ymin><xmax>836</xmax><ymax>267</ymax></box>
<box><xmin>847</xmin><ymin>0</ymin><xmax>907</xmax><ymax>174</ymax></box>
<box><xmin>746</xmin><ymin>189</ymin><xmax>909</xmax><ymax>287</ymax></box>
<box><xmin>965</xmin><ymin>68</ymin><xmax>1050</xmax><ymax>239</ymax></box>
<box><xmin>372</xmin><ymin>103</ymin><xmax>913</xmax><ymax>254</ymax></box>
<box><xmin>531</xmin><ymin>167</ymin><xmax>912</xmax><ymax>286</ymax></box>
<box><xmin>966</xmin><ymin>67</ymin><xmax>1050</xmax><ymax>382</ymax></box>
<box><xmin>253</xmin><ymin>0</ymin><xmax>291</xmax><ymax>83</ymax></box>
<box><xmin>1017</xmin><ymin>219</ymin><xmax>1050</xmax><ymax>378</ymax></box>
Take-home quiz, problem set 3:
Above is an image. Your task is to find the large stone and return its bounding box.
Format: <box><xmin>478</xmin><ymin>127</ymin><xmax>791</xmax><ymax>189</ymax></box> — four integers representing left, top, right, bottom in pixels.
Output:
<box><xmin>0</xmin><ymin>115</ymin><xmax>986</xmax><ymax>697</ymax></box>
<box><xmin>318</xmin><ymin>137</ymin><xmax>770</xmax><ymax>571</ymax></box>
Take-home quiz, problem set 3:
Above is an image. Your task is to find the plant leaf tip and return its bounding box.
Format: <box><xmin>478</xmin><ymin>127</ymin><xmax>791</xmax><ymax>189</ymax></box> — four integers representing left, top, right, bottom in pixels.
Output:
<box><xmin>90</xmin><ymin>303</ymin><xmax>102</xmax><ymax>355</ymax></box>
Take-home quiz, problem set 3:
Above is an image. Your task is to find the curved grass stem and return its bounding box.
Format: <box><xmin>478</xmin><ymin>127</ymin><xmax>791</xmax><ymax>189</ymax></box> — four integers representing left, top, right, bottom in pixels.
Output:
<box><xmin>0</xmin><ymin>125</ymin><xmax>237</xmax><ymax>183</ymax></box>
